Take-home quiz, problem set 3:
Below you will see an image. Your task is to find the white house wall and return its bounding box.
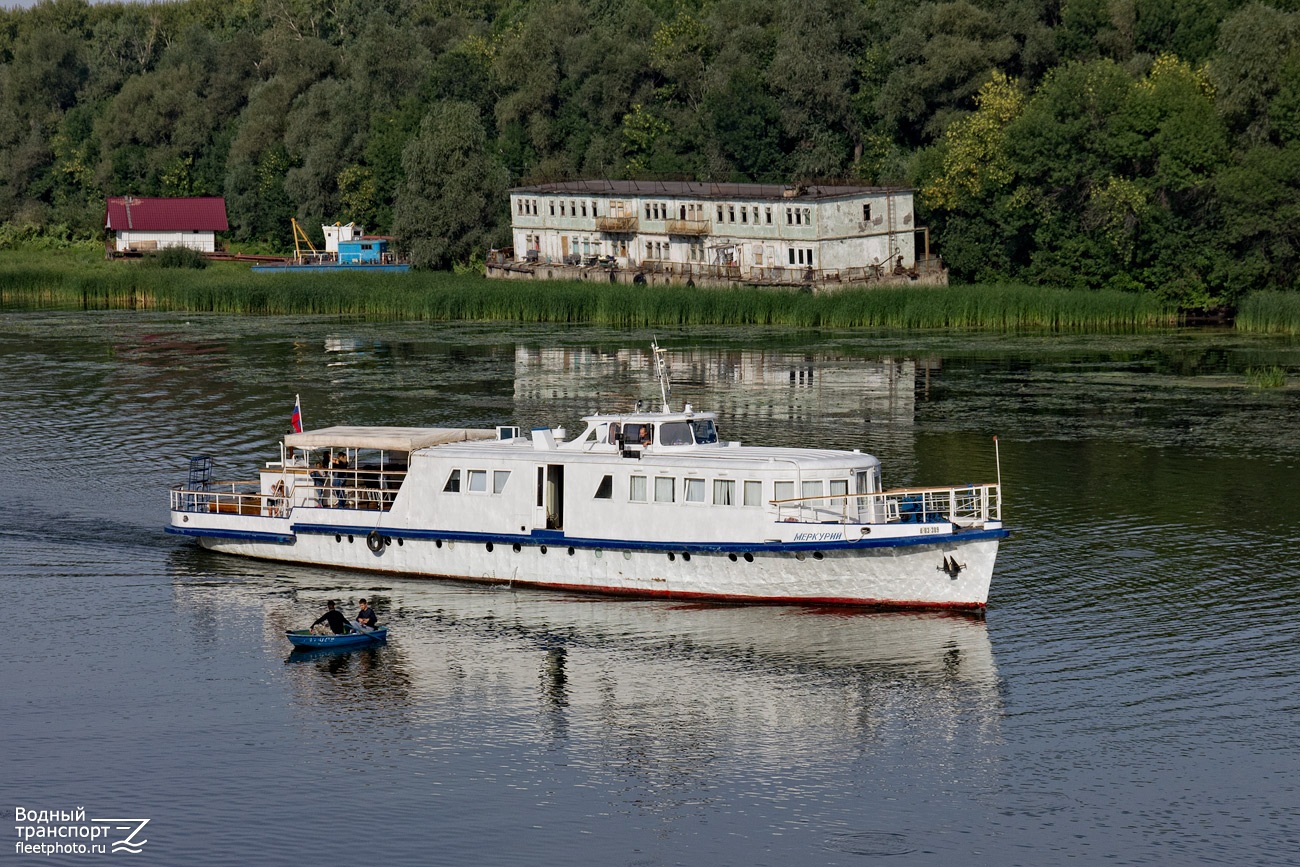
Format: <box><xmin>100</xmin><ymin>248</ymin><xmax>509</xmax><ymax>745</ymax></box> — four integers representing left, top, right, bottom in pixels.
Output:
<box><xmin>114</xmin><ymin>230</ymin><xmax>216</xmax><ymax>253</ymax></box>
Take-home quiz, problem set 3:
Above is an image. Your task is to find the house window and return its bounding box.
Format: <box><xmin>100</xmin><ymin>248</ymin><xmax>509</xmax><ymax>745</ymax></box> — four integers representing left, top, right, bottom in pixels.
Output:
<box><xmin>788</xmin><ymin>248</ymin><xmax>796</xmax><ymax>265</ymax></box>
<box><xmin>740</xmin><ymin>207</ymin><xmax>748</xmax><ymax>224</ymax></box>
<box><xmin>630</xmin><ymin>475</ymin><xmax>647</xmax><ymax>502</ymax></box>
<box><xmin>581</xmin><ymin>202</ymin><xmax>587</xmax><ymax>217</ymax></box>
<box><xmin>765</xmin><ymin>207</ymin><xmax>772</xmax><ymax>224</ymax></box>
<box><xmin>863</xmin><ymin>203</ymin><xmax>871</xmax><ymax>221</ymax></box>
<box><xmin>806</xmin><ymin>248</ymin><xmax>813</xmax><ymax>266</ymax></box>
<box><xmin>714</xmin><ymin>479</ymin><xmax>735</xmax><ymax>505</ymax></box>
<box><xmin>717</xmin><ymin>205</ymin><xmax>724</xmax><ymax>222</ymax></box>
<box><xmin>549</xmin><ymin>202</ymin><xmax>555</xmax><ymax>216</ymax></box>
<box><xmin>786</xmin><ymin>207</ymin><xmax>793</xmax><ymax>225</ymax></box>
<box><xmin>443</xmin><ymin>469</ymin><xmax>461</xmax><ymax>493</ymax></box>
<box><xmin>804</xmin><ymin>208</ymin><xmax>811</xmax><ymax>225</ymax></box>
<box><xmin>654</xmin><ymin>476</ymin><xmax>675</xmax><ymax>503</ymax></box>
<box><xmin>595</xmin><ymin>475</ymin><xmax>613</xmax><ymax>499</ymax></box>
<box><xmin>468</xmin><ymin>470</ymin><xmax>488</xmax><ymax>492</ymax></box>
<box><xmin>728</xmin><ymin>205</ymin><xmax>735</xmax><ymax>222</ymax></box>
<box><xmin>794</xmin><ymin>209</ymin><xmax>802</xmax><ymax>226</ymax></box>
<box><xmin>645</xmin><ymin>203</ymin><xmax>652</xmax><ymax>219</ymax></box>
<box><xmin>560</xmin><ymin>202</ymin><xmax>566</xmax><ymax>216</ymax></box>
<box><xmin>743</xmin><ymin>480</ymin><xmax>763</xmax><ymax>506</ymax></box>
<box><xmin>494</xmin><ymin>470</ymin><xmax>511</xmax><ymax>493</ymax></box>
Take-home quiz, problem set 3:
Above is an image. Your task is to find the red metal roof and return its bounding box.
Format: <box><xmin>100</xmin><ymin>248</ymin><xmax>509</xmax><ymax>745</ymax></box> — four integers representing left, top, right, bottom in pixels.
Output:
<box><xmin>104</xmin><ymin>196</ymin><xmax>229</xmax><ymax>232</ymax></box>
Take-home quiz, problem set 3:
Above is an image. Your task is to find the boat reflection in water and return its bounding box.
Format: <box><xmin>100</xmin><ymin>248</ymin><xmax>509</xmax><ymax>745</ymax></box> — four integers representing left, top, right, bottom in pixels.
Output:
<box><xmin>172</xmin><ymin>544</ymin><xmax>1001</xmax><ymax>770</ymax></box>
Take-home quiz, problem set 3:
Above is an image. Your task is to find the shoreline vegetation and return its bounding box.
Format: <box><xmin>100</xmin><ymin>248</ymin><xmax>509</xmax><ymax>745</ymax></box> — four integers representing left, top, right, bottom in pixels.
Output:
<box><xmin>2</xmin><ymin>249</ymin><xmax>1298</xmax><ymax>334</ymax></box>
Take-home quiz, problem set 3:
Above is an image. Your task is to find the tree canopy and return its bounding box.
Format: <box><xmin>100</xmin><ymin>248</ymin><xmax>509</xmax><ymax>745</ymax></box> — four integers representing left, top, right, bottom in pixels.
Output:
<box><xmin>1</xmin><ymin>0</ymin><xmax>1298</xmax><ymax>303</ymax></box>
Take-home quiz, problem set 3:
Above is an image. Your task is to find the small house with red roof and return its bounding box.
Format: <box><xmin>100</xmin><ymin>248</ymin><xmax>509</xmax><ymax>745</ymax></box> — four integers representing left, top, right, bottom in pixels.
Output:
<box><xmin>104</xmin><ymin>196</ymin><xmax>229</xmax><ymax>254</ymax></box>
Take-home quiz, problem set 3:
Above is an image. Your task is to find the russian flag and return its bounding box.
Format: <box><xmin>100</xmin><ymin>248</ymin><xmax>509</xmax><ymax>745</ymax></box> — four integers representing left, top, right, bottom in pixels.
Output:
<box><xmin>290</xmin><ymin>394</ymin><xmax>303</xmax><ymax>433</ymax></box>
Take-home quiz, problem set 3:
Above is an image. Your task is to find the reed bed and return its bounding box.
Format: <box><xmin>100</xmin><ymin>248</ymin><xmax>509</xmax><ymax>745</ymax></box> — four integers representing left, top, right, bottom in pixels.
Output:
<box><xmin>1236</xmin><ymin>291</ymin><xmax>1300</xmax><ymax>335</ymax></box>
<box><xmin>0</xmin><ymin>249</ymin><xmax>1277</xmax><ymax>332</ymax></box>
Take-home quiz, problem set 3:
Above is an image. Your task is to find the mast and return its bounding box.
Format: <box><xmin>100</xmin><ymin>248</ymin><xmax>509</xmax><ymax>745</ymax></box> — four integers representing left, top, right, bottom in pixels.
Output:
<box><xmin>651</xmin><ymin>339</ymin><xmax>672</xmax><ymax>412</ymax></box>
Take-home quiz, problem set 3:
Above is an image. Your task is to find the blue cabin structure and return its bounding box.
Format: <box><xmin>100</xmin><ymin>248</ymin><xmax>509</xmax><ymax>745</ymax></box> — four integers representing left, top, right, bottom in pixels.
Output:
<box><xmin>338</xmin><ymin>237</ymin><xmax>389</xmax><ymax>264</ymax></box>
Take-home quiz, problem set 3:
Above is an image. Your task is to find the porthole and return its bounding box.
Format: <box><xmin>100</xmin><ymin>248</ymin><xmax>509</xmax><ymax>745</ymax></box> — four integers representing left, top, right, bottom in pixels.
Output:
<box><xmin>595</xmin><ymin>549</ymin><xmax>603</xmax><ymax>558</ymax></box>
<box><xmin>513</xmin><ymin>543</ymin><xmax>522</xmax><ymax>553</ymax></box>
<box><xmin>813</xmin><ymin>551</ymin><xmax>824</xmax><ymax>561</ymax></box>
<box><xmin>743</xmin><ymin>553</ymin><xmax>754</xmax><ymax>562</ymax></box>
<box><xmin>348</xmin><ymin>535</ymin><xmax>354</xmax><ymax>543</ymax></box>
<box><xmin>623</xmin><ymin>551</ymin><xmax>632</xmax><ymax>560</ymax></box>
<box><xmin>567</xmin><ymin>547</ymin><xmax>575</xmax><ymax>556</ymax></box>
<box><xmin>435</xmin><ymin>539</ymin><xmax>442</xmax><ymax>549</ymax></box>
<box><xmin>397</xmin><ymin>538</ymin><xmax>404</xmax><ymax>547</ymax></box>
<box><xmin>728</xmin><ymin>553</ymin><xmax>738</xmax><ymax>562</ymax></box>
<box><xmin>486</xmin><ymin>542</ymin><xmax>494</xmax><ymax>552</ymax></box>
<box><xmin>795</xmin><ymin>552</ymin><xmax>806</xmax><ymax>561</ymax></box>
<box><xmin>668</xmin><ymin>552</ymin><xmax>676</xmax><ymax>562</ymax></box>
<box><xmin>540</xmin><ymin>545</ymin><xmax>548</xmax><ymax>554</ymax></box>
<box><xmin>335</xmin><ymin>534</ymin><xmax>342</xmax><ymax>543</ymax></box>
<box><xmin>682</xmin><ymin>552</ymin><xmax>691</xmax><ymax>562</ymax></box>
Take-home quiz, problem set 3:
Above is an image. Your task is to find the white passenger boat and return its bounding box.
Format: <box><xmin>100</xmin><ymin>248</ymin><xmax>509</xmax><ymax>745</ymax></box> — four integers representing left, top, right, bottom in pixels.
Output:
<box><xmin>167</xmin><ymin>345</ymin><xmax>1007</xmax><ymax>609</ymax></box>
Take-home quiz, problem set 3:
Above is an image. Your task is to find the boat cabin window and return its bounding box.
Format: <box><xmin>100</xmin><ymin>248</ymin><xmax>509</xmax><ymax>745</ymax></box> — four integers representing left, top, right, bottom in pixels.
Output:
<box><xmin>594</xmin><ymin>475</ymin><xmax>613</xmax><ymax>499</ymax></box>
<box><xmin>606</xmin><ymin>423</ymin><xmax>621</xmax><ymax>445</ymax></box>
<box><xmin>467</xmin><ymin>470</ymin><xmax>488</xmax><ymax>492</ymax></box>
<box><xmin>631</xmin><ymin>423</ymin><xmax>654</xmax><ymax>446</ymax></box>
<box><xmin>684</xmin><ymin>478</ymin><xmax>705</xmax><ymax>502</ymax></box>
<box><xmin>743</xmin><ymin>480</ymin><xmax>762</xmax><ymax>506</ymax></box>
<box><xmin>689</xmin><ymin>419</ymin><xmax>718</xmax><ymax>444</ymax></box>
<box><xmin>444</xmin><ymin>469</ymin><xmax>461</xmax><ymax>493</ymax></box>
<box><xmin>660</xmin><ymin>422</ymin><xmax>692</xmax><ymax>446</ymax></box>
<box><xmin>714</xmin><ymin>479</ymin><xmax>735</xmax><ymax>505</ymax></box>
<box><xmin>830</xmin><ymin>479</ymin><xmax>849</xmax><ymax>503</ymax></box>
<box><xmin>654</xmin><ymin>476</ymin><xmax>675</xmax><ymax>503</ymax></box>
<box><xmin>629</xmin><ymin>475</ymin><xmax>647</xmax><ymax>502</ymax></box>
<box><xmin>774</xmin><ymin>481</ymin><xmax>794</xmax><ymax>502</ymax></box>
<box><xmin>494</xmin><ymin>470</ymin><xmax>511</xmax><ymax>493</ymax></box>
<box><xmin>802</xmin><ymin>480</ymin><xmax>823</xmax><ymax>504</ymax></box>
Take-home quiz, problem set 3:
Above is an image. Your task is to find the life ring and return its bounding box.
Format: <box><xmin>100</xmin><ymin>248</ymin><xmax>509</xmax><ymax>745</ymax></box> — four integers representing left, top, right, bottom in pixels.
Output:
<box><xmin>366</xmin><ymin>530</ymin><xmax>385</xmax><ymax>553</ymax></box>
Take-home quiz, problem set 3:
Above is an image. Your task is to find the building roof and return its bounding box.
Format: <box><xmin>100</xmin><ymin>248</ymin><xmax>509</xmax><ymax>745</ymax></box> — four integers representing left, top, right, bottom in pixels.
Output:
<box><xmin>510</xmin><ymin>180</ymin><xmax>910</xmax><ymax>201</ymax></box>
<box><xmin>104</xmin><ymin>196</ymin><xmax>229</xmax><ymax>232</ymax></box>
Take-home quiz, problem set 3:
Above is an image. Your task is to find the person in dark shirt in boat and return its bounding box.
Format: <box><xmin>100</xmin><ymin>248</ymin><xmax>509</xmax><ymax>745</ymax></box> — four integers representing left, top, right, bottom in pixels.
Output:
<box><xmin>355</xmin><ymin>599</ymin><xmax>377</xmax><ymax>630</ymax></box>
<box><xmin>311</xmin><ymin>600</ymin><xmax>353</xmax><ymax>635</ymax></box>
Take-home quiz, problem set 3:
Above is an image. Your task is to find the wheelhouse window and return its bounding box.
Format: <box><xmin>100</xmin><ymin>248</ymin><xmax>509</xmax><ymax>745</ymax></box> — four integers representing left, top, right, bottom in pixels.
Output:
<box><xmin>714</xmin><ymin>479</ymin><xmax>735</xmax><ymax>505</ymax></box>
<box><xmin>443</xmin><ymin>469</ymin><xmax>461</xmax><ymax>493</ymax></box>
<box><xmin>629</xmin><ymin>475</ymin><xmax>647</xmax><ymax>502</ymax></box>
<box><xmin>684</xmin><ymin>478</ymin><xmax>705</xmax><ymax>503</ymax></box>
<box><xmin>659</xmin><ymin>421</ymin><xmax>692</xmax><ymax>446</ymax></box>
<box><xmin>595</xmin><ymin>475</ymin><xmax>613</xmax><ymax>499</ymax></box>
<box><xmin>689</xmin><ymin>419</ymin><xmax>717</xmax><ymax>444</ymax></box>
<box><xmin>654</xmin><ymin>477</ymin><xmax>675</xmax><ymax>503</ymax></box>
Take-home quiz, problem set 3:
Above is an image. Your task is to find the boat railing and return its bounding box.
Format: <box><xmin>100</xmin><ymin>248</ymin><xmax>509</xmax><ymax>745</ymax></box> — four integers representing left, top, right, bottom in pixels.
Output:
<box><xmin>771</xmin><ymin>484</ymin><xmax>1001</xmax><ymax>527</ymax></box>
<box><xmin>170</xmin><ymin>467</ymin><xmax>410</xmax><ymax>517</ymax></box>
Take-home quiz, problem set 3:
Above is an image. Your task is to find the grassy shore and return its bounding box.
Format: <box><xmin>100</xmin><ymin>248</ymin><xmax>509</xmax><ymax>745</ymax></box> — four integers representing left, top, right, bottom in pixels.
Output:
<box><xmin>2</xmin><ymin>246</ymin><xmax>1297</xmax><ymax>333</ymax></box>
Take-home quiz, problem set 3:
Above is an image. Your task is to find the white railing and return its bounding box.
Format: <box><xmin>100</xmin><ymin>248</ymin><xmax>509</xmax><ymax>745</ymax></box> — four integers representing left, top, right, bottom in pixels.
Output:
<box><xmin>170</xmin><ymin>467</ymin><xmax>409</xmax><ymax>518</ymax></box>
<box><xmin>771</xmin><ymin>484</ymin><xmax>1001</xmax><ymax>527</ymax></box>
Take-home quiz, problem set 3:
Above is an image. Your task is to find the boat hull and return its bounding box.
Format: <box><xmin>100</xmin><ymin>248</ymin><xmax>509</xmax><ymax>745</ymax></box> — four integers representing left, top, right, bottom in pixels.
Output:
<box><xmin>285</xmin><ymin>628</ymin><xmax>388</xmax><ymax>647</ymax></box>
<box><xmin>183</xmin><ymin>526</ymin><xmax>1003</xmax><ymax>609</ymax></box>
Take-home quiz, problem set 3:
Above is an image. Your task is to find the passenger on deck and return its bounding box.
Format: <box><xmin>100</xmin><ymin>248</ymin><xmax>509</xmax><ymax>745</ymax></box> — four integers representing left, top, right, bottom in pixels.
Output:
<box><xmin>311</xmin><ymin>455</ymin><xmax>330</xmax><ymax>506</ymax></box>
<box><xmin>310</xmin><ymin>600</ymin><xmax>352</xmax><ymax>635</ymax></box>
<box><xmin>332</xmin><ymin>451</ymin><xmax>349</xmax><ymax>507</ymax></box>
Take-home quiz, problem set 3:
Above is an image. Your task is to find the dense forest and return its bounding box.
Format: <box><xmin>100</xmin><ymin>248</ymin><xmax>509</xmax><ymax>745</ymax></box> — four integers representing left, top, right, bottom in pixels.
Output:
<box><xmin>2</xmin><ymin>0</ymin><xmax>1299</xmax><ymax>305</ymax></box>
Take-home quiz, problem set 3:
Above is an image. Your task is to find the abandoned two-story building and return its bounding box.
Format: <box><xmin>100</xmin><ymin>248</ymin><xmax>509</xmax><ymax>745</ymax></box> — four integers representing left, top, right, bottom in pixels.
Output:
<box><xmin>486</xmin><ymin>180</ymin><xmax>945</xmax><ymax>289</ymax></box>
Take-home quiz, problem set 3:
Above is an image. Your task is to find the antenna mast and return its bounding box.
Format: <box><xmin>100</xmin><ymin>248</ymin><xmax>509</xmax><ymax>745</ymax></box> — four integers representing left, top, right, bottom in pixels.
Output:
<box><xmin>651</xmin><ymin>338</ymin><xmax>672</xmax><ymax>412</ymax></box>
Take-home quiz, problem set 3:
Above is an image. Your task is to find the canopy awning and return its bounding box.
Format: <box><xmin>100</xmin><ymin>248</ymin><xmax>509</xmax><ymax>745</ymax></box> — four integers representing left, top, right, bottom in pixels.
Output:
<box><xmin>284</xmin><ymin>426</ymin><xmax>495</xmax><ymax>452</ymax></box>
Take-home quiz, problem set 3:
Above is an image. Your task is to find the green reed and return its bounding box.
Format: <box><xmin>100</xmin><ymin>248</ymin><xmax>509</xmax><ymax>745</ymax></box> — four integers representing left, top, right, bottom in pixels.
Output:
<box><xmin>1</xmin><ymin>248</ymin><xmax>1281</xmax><ymax>332</ymax></box>
<box><xmin>1236</xmin><ymin>291</ymin><xmax>1300</xmax><ymax>335</ymax></box>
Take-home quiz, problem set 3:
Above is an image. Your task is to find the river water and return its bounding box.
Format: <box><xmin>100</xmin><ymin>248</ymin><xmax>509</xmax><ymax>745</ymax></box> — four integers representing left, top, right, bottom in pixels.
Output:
<box><xmin>2</xmin><ymin>312</ymin><xmax>1298</xmax><ymax>865</ymax></box>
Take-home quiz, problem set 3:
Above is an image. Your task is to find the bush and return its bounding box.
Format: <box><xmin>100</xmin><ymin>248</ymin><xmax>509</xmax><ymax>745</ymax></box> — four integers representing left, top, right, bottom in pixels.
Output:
<box><xmin>142</xmin><ymin>246</ymin><xmax>209</xmax><ymax>269</ymax></box>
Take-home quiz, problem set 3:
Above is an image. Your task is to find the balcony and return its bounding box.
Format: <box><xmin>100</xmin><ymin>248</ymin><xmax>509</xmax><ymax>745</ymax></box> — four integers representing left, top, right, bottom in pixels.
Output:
<box><xmin>665</xmin><ymin>219</ymin><xmax>711</xmax><ymax>236</ymax></box>
<box><xmin>596</xmin><ymin>216</ymin><xmax>639</xmax><ymax>233</ymax></box>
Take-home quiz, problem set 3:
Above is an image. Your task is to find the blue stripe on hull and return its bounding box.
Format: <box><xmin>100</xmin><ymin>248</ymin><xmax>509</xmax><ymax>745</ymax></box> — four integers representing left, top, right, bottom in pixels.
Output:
<box><xmin>165</xmin><ymin>525</ymin><xmax>296</xmax><ymax>545</ymax></box>
<box><xmin>286</xmin><ymin>522</ymin><xmax>1008</xmax><ymax>553</ymax></box>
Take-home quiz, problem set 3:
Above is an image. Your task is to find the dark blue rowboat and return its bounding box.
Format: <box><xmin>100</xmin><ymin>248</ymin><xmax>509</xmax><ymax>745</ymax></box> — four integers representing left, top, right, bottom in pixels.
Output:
<box><xmin>286</xmin><ymin>627</ymin><xmax>387</xmax><ymax>648</ymax></box>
